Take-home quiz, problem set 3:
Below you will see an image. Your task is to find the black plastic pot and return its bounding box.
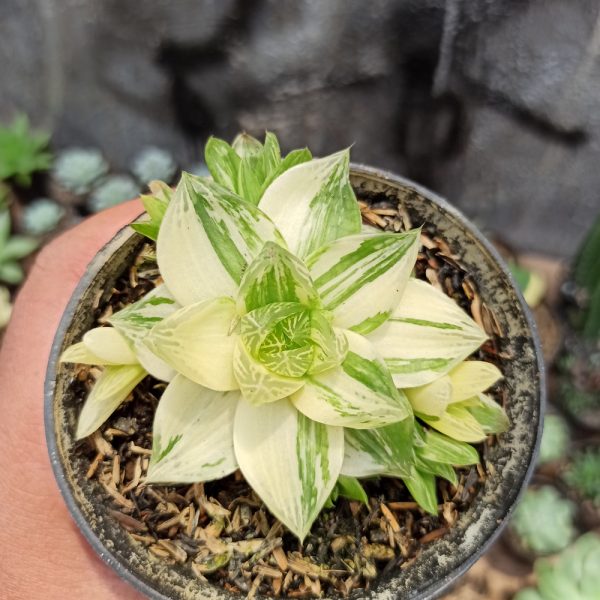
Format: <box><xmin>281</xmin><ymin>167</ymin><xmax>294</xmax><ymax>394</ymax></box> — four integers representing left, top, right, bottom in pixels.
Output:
<box><xmin>45</xmin><ymin>166</ymin><xmax>545</xmax><ymax>599</ymax></box>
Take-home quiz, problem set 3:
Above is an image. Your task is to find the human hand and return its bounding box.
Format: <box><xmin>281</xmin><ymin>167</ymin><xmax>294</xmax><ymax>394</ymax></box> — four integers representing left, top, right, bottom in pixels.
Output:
<box><xmin>0</xmin><ymin>201</ymin><xmax>145</xmax><ymax>600</ymax></box>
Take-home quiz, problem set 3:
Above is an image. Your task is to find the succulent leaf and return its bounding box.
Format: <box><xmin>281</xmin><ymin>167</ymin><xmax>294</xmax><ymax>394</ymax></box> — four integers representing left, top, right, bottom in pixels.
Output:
<box><xmin>147</xmin><ymin>375</ymin><xmax>239</xmax><ymax>483</ymax></box>
<box><xmin>367</xmin><ymin>278</ymin><xmax>488</xmax><ymax>387</ymax></box>
<box><xmin>259</xmin><ymin>149</ymin><xmax>361</xmax><ymax>258</ymax></box>
<box><xmin>292</xmin><ymin>330</ymin><xmax>412</xmax><ymax>429</ymax></box>
<box><xmin>143</xmin><ymin>297</ymin><xmax>239</xmax><ymax>391</ymax></box>
<box><xmin>156</xmin><ymin>173</ymin><xmax>283</xmax><ymax>306</ymax></box>
<box><xmin>82</xmin><ymin>327</ymin><xmax>139</xmax><ymax>364</ymax></box>
<box><xmin>306</xmin><ymin>230</ymin><xmax>419</xmax><ymax>334</ymax></box>
<box><xmin>76</xmin><ymin>364</ymin><xmax>146</xmax><ymax>439</ymax></box>
<box><xmin>233</xmin><ymin>398</ymin><xmax>343</xmax><ymax>541</ymax></box>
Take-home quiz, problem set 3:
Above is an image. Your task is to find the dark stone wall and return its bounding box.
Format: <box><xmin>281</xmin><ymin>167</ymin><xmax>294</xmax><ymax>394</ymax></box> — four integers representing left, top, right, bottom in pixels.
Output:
<box><xmin>2</xmin><ymin>0</ymin><xmax>599</xmax><ymax>257</ymax></box>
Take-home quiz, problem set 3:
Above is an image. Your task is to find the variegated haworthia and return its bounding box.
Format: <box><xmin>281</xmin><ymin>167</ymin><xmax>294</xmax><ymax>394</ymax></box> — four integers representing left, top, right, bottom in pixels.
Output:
<box><xmin>61</xmin><ymin>132</ymin><xmax>509</xmax><ymax>540</ymax></box>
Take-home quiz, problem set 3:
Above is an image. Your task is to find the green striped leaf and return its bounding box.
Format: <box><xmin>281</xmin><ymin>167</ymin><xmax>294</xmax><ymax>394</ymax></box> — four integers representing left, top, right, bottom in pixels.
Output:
<box><xmin>143</xmin><ymin>297</ymin><xmax>238</xmax><ymax>391</ymax></box>
<box><xmin>414</xmin><ymin>454</ymin><xmax>458</xmax><ymax>486</ymax></box>
<box><xmin>233</xmin><ymin>398</ymin><xmax>343</xmax><ymax>541</ymax></box>
<box><xmin>147</xmin><ymin>375</ymin><xmax>239</xmax><ymax>483</ymax></box>
<box><xmin>417</xmin><ymin>427</ymin><xmax>480</xmax><ymax>466</ymax></box>
<box><xmin>367</xmin><ymin>278</ymin><xmax>488</xmax><ymax>387</ymax></box>
<box><xmin>402</xmin><ymin>469</ymin><xmax>438</xmax><ymax>515</ymax></box>
<box><xmin>109</xmin><ymin>284</ymin><xmax>180</xmax><ymax>381</ymax></box>
<box><xmin>306</xmin><ymin>231</ymin><xmax>419</xmax><ymax>334</ymax></box>
<box><xmin>308</xmin><ymin>313</ymin><xmax>348</xmax><ymax>374</ymax></box>
<box><xmin>463</xmin><ymin>393</ymin><xmax>510</xmax><ymax>435</ymax></box>
<box><xmin>131</xmin><ymin>181</ymin><xmax>172</xmax><ymax>241</ymax></box>
<box><xmin>260</xmin><ymin>147</ymin><xmax>312</xmax><ymax>195</ymax></box>
<box><xmin>237</xmin><ymin>242</ymin><xmax>319</xmax><ymax>314</ymax></box>
<box><xmin>156</xmin><ymin>173</ymin><xmax>283</xmax><ymax>306</ymax></box>
<box><xmin>418</xmin><ymin>404</ymin><xmax>487</xmax><ymax>443</ymax></box>
<box><xmin>76</xmin><ymin>364</ymin><xmax>146</xmax><ymax>439</ymax></box>
<box><xmin>291</xmin><ymin>330</ymin><xmax>412</xmax><ymax>429</ymax></box>
<box><xmin>341</xmin><ymin>417</ymin><xmax>415</xmax><ymax>478</ymax></box>
<box><xmin>82</xmin><ymin>327</ymin><xmax>138</xmax><ymax>365</ymax></box>
<box><xmin>259</xmin><ymin>149</ymin><xmax>361</xmax><ymax>258</ymax></box>
<box><xmin>233</xmin><ymin>338</ymin><xmax>305</xmax><ymax>404</ymax></box>
<box><xmin>205</xmin><ymin>136</ymin><xmax>241</xmax><ymax>191</ymax></box>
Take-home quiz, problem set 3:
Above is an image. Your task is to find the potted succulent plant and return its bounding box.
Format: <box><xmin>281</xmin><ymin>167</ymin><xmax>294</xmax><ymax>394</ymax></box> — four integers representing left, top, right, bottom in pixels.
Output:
<box><xmin>45</xmin><ymin>133</ymin><xmax>543</xmax><ymax>599</ymax></box>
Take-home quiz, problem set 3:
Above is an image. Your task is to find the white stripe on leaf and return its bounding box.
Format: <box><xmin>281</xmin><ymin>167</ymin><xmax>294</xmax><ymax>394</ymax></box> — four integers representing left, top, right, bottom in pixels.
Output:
<box><xmin>291</xmin><ymin>331</ymin><xmax>412</xmax><ymax>429</ymax></box>
<box><xmin>367</xmin><ymin>278</ymin><xmax>488</xmax><ymax>387</ymax></box>
<box><xmin>157</xmin><ymin>173</ymin><xmax>283</xmax><ymax>306</ymax></box>
<box><xmin>306</xmin><ymin>231</ymin><xmax>419</xmax><ymax>334</ymax></box>
<box><xmin>258</xmin><ymin>150</ymin><xmax>361</xmax><ymax>258</ymax></box>
<box><xmin>147</xmin><ymin>375</ymin><xmax>239</xmax><ymax>483</ymax></box>
<box><xmin>233</xmin><ymin>398</ymin><xmax>343</xmax><ymax>541</ymax></box>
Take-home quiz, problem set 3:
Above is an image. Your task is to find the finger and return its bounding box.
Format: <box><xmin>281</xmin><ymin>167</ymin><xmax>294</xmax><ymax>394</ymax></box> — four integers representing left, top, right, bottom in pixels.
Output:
<box><xmin>0</xmin><ymin>200</ymin><xmax>145</xmax><ymax>599</ymax></box>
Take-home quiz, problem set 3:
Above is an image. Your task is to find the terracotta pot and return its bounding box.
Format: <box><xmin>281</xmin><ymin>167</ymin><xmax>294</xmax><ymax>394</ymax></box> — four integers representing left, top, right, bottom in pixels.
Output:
<box><xmin>45</xmin><ymin>166</ymin><xmax>545</xmax><ymax>599</ymax></box>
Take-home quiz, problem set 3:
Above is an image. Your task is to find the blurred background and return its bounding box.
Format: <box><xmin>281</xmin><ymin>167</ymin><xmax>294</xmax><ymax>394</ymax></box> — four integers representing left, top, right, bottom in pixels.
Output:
<box><xmin>1</xmin><ymin>1</ymin><xmax>599</xmax><ymax>599</ymax></box>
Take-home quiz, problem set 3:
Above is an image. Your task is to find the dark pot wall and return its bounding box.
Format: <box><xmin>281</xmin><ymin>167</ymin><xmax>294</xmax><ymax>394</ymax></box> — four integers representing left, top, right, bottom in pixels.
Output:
<box><xmin>45</xmin><ymin>167</ymin><xmax>545</xmax><ymax>600</ymax></box>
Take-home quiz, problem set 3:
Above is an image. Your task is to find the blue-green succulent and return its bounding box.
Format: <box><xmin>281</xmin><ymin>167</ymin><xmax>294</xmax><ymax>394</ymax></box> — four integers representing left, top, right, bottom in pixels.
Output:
<box><xmin>53</xmin><ymin>148</ymin><xmax>108</xmax><ymax>194</ymax></box>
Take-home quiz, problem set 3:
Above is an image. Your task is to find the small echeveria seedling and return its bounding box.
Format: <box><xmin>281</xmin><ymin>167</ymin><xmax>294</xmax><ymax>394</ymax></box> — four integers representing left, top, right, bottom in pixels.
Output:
<box><xmin>88</xmin><ymin>175</ymin><xmax>141</xmax><ymax>213</ymax></box>
<box><xmin>538</xmin><ymin>413</ymin><xmax>570</xmax><ymax>465</ymax></box>
<box><xmin>514</xmin><ymin>533</ymin><xmax>600</xmax><ymax>600</ymax></box>
<box><xmin>565</xmin><ymin>449</ymin><xmax>600</xmax><ymax>505</ymax></box>
<box><xmin>53</xmin><ymin>148</ymin><xmax>109</xmax><ymax>194</ymax></box>
<box><xmin>132</xmin><ymin>146</ymin><xmax>177</xmax><ymax>185</ymax></box>
<box><xmin>510</xmin><ymin>486</ymin><xmax>577</xmax><ymax>556</ymax></box>
<box><xmin>22</xmin><ymin>198</ymin><xmax>65</xmax><ymax>235</ymax></box>
<box><xmin>61</xmin><ymin>134</ymin><xmax>508</xmax><ymax>540</ymax></box>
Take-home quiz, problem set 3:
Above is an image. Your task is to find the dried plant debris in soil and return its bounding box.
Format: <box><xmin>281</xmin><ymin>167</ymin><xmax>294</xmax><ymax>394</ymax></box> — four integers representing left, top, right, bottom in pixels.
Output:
<box><xmin>70</xmin><ymin>198</ymin><xmax>506</xmax><ymax>598</ymax></box>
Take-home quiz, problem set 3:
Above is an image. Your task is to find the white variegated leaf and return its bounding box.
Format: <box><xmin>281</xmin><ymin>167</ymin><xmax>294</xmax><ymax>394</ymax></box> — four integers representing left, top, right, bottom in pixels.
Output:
<box><xmin>418</xmin><ymin>404</ymin><xmax>487</xmax><ymax>443</ymax></box>
<box><xmin>341</xmin><ymin>418</ymin><xmax>415</xmax><ymax>478</ymax></box>
<box><xmin>308</xmin><ymin>316</ymin><xmax>348</xmax><ymax>375</ymax></box>
<box><xmin>233</xmin><ymin>398</ymin><xmax>343</xmax><ymax>541</ymax></box>
<box><xmin>367</xmin><ymin>278</ymin><xmax>488</xmax><ymax>387</ymax></box>
<box><xmin>83</xmin><ymin>327</ymin><xmax>138</xmax><ymax>365</ymax></box>
<box><xmin>237</xmin><ymin>241</ymin><xmax>320</xmax><ymax>314</ymax></box>
<box><xmin>143</xmin><ymin>297</ymin><xmax>238</xmax><ymax>391</ymax></box>
<box><xmin>157</xmin><ymin>173</ymin><xmax>283</xmax><ymax>306</ymax></box>
<box><xmin>291</xmin><ymin>330</ymin><xmax>412</xmax><ymax>429</ymax></box>
<box><xmin>76</xmin><ymin>364</ymin><xmax>146</xmax><ymax>439</ymax></box>
<box><xmin>306</xmin><ymin>231</ymin><xmax>419</xmax><ymax>334</ymax></box>
<box><xmin>448</xmin><ymin>361</ymin><xmax>503</xmax><ymax>402</ymax></box>
<box><xmin>233</xmin><ymin>339</ymin><xmax>304</xmax><ymax>404</ymax></box>
<box><xmin>258</xmin><ymin>150</ymin><xmax>361</xmax><ymax>258</ymax></box>
<box><xmin>108</xmin><ymin>284</ymin><xmax>180</xmax><ymax>381</ymax></box>
<box><xmin>60</xmin><ymin>341</ymin><xmax>119</xmax><ymax>366</ymax></box>
<box><xmin>405</xmin><ymin>376</ymin><xmax>452</xmax><ymax>417</ymax></box>
<box><xmin>147</xmin><ymin>375</ymin><xmax>239</xmax><ymax>483</ymax></box>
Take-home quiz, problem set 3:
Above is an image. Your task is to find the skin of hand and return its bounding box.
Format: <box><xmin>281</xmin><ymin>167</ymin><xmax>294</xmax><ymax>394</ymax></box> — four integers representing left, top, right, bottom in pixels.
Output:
<box><xmin>0</xmin><ymin>200</ymin><xmax>145</xmax><ymax>600</ymax></box>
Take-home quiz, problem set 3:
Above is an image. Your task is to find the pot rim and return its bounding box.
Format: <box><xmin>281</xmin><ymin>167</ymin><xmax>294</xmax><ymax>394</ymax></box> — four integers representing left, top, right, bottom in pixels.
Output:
<box><xmin>44</xmin><ymin>164</ymin><xmax>545</xmax><ymax>600</ymax></box>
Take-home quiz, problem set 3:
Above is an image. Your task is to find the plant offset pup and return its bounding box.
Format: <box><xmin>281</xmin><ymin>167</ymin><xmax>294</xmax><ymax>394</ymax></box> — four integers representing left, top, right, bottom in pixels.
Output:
<box><xmin>61</xmin><ymin>133</ymin><xmax>508</xmax><ymax>540</ymax></box>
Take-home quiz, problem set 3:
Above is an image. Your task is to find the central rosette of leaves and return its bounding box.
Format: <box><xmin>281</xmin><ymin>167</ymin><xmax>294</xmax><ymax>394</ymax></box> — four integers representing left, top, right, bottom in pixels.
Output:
<box><xmin>241</xmin><ymin>303</ymin><xmax>343</xmax><ymax>380</ymax></box>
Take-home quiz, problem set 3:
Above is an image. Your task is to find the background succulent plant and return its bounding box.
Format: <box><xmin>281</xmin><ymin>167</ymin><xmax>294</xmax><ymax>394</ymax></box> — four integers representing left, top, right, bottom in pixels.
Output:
<box><xmin>87</xmin><ymin>174</ymin><xmax>140</xmax><ymax>213</ymax></box>
<box><xmin>21</xmin><ymin>198</ymin><xmax>65</xmax><ymax>235</ymax></box>
<box><xmin>0</xmin><ymin>210</ymin><xmax>38</xmax><ymax>285</ymax></box>
<box><xmin>538</xmin><ymin>413</ymin><xmax>570</xmax><ymax>465</ymax></box>
<box><xmin>564</xmin><ymin>449</ymin><xmax>600</xmax><ymax>505</ymax></box>
<box><xmin>53</xmin><ymin>147</ymin><xmax>109</xmax><ymax>195</ymax></box>
<box><xmin>0</xmin><ymin>115</ymin><xmax>52</xmax><ymax>187</ymax></box>
<box><xmin>510</xmin><ymin>486</ymin><xmax>577</xmax><ymax>556</ymax></box>
<box><xmin>514</xmin><ymin>533</ymin><xmax>600</xmax><ymax>600</ymax></box>
<box><xmin>132</xmin><ymin>146</ymin><xmax>177</xmax><ymax>185</ymax></box>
